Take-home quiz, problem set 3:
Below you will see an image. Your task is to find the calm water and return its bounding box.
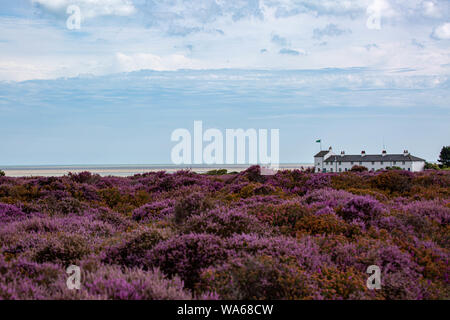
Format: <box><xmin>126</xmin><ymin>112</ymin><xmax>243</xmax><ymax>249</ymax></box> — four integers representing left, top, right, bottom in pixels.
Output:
<box><xmin>1</xmin><ymin>164</ymin><xmax>314</xmax><ymax>177</ymax></box>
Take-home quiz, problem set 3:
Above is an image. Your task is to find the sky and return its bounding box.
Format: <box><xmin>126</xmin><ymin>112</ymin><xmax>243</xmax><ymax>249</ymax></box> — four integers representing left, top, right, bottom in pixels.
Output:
<box><xmin>0</xmin><ymin>0</ymin><xmax>449</xmax><ymax>165</ymax></box>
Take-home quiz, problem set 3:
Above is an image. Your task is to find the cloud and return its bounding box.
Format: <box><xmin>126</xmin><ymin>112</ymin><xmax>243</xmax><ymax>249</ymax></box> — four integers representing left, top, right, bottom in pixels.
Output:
<box><xmin>271</xmin><ymin>34</ymin><xmax>288</xmax><ymax>46</ymax></box>
<box><xmin>422</xmin><ymin>1</ymin><xmax>441</xmax><ymax>18</ymax></box>
<box><xmin>31</xmin><ymin>0</ymin><xmax>136</xmax><ymax>19</ymax></box>
<box><xmin>264</xmin><ymin>0</ymin><xmax>368</xmax><ymax>18</ymax></box>
<box><xmin>115</xmin><ymin>52</ymin><xmax>201</xmax><ymax>72</ymax></box>
<box><xmin>411</xmin><ymin>39</ymin><xmax>425</xmax><ymax>49</ymax></box>
<box><xmin>279</xmin><ymin>48</ymin><xmax>305</xmax><ymax>56</ymax></box>
<box><xmin>313</xmin><ymin>23</ymin><xmax>351</xmax><ymax>40</ymax></box>
<box><xmin>431</xmin><ymin>22</ymin><xmax>450</xmax><ymax>40</ymax></box>
<box><xmin>364</xmin><ymin>43</ymin><xmax>379</xmax><ymax>51</ymax></box>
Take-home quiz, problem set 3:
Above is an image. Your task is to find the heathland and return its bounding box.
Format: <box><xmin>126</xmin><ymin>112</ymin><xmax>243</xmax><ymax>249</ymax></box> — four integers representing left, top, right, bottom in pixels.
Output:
<box><xmin>0</xmin><ymin>167</ymin><xmax>448</xmax><ymax>299</ymax></box>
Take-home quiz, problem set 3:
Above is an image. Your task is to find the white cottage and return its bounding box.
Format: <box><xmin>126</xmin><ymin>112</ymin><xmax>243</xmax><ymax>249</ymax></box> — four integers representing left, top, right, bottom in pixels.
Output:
<box><xmin>314</xmin><ymin>147</ymin><xmax>425</xmax><ymax>173</ymax></box>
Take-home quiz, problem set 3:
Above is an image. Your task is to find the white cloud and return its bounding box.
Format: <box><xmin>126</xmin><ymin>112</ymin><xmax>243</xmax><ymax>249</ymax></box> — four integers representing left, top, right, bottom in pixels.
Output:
<box><xmin>431</xmin><ymin>22</ymin><xmax>450</xmax><ymax>40</ymax></box>
<box><xmin>115</xmin><ymin>52</ymin><xmax>202</xmax><ymax>72</ymax></box>
<box><xmin>422</xmin><ymin>1</ymin><xmax>441</xmax><ymax>18</ymax></box>
<box><xmin>31</xmin><ymin>0</ymin><xmax>136</xmax><ymax>19</ymax></box>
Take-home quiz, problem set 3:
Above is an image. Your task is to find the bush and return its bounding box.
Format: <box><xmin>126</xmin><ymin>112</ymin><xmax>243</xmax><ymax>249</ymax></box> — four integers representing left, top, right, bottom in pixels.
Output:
<box><xmin>82</xmin><ymin>266</ymin><xmax>192</xmax><ymax>300</ymax></box>
<box><xmin>146</xmin><ymin>234</ymin><xmax>228</xmax><ymax>289</ymax></box>
<box><xmin>200</xmin><ymin>255</ymin><xmax>316</xmax><ymax>299</ymax></box>
<box><xmin>337</xmin><ymin>196</ymin><xmax>385</xmax><ymax>223</ymax></box>
<box><xmin>182</xmin><ymin>208</ymin><xmax>268</xmax><ymax>237</ymax></box>
<box><xmin>385</xmin><ymin>166</ymin><xmax>403</xmax><ymax>170</ymax></box>
<box><xmin>33</xmin><ymin>233</ymin><xmax>90</xmax><ymax>266</ymax></box>
<box><xmin>0</xmin><ymin>170</ymin><xmax>5</xmax><ymax>177</ymax></box>
<box><xmin>350</xmin><ymin>165</ymin><xmax>368</xmax><ymax>172</ymax></box>
<box><xmin>205</xmin><ymin>169</ymin><xmax>227</xmax><ymax>175</ymax></box>
<box><xmin>174</xmin><ymin>192</ymin><xmax>213</xmax><ymax>224</ymax></box>
<box><xmin>370</xmin><ymin>171</ymin><xmax>413</xmax><ymax>194</ymax></box>
<box><xmin>103</xmin><ymin>227</ymin><xmax>169</xmax><ymax>268</ymax></box>
<box><xmin>132</xmin><ymin>199</ymin><xmax>175</xmax><ymax>222</ymax></box>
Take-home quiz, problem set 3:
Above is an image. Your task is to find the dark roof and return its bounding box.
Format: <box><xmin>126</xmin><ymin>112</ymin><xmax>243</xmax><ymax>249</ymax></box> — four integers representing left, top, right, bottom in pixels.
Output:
<box><xmin>324</xmin><ymin>154</ymin><xmax>425</xmax><ymax>162</ymax></box>
<box><xmin>314</xmin><ymin>150</ymin><xmax>331</xmax><ymax>157</ymax></box>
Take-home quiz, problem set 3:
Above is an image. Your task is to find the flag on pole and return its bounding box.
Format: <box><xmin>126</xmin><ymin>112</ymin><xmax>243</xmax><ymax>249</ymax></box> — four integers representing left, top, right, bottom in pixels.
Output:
<box><xmin>315</xmin><ymin>139</ymin><xmax>321</xmax><ymax>143</ymax></box>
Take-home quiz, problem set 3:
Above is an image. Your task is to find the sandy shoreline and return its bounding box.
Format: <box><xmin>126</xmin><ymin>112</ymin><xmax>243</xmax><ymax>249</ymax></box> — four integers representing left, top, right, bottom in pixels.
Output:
<box><xmin>1</xmin><ymin>164</ymin><xmax>314</xmax><ymax>177</ymax></box>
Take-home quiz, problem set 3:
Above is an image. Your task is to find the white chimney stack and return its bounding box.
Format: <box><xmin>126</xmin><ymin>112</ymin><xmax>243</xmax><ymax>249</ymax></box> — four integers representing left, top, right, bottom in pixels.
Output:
<box><xmin>382</xmin><ymin>150</ymin><xmax>387</xmax><ymax>157</ymax></box>
<box><xmin>361</xmin><ymin>150</ymin><xmax>366</xmax><ymax>157</ymax></box>
<box><xmin>340</xmin><ymin>151</ymin><xmax>345</xmax><ymax>157</ymax></box>
<box><xmin>403</xmin><ymin>150</ymin><xmax>409</xmax><ymax>156</ymax></box>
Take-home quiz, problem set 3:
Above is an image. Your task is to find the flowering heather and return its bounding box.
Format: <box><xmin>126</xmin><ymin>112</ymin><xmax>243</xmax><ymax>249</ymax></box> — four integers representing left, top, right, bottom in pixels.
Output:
<box><xmin>0</xmin><ymin>167</ymin><xmax>449</xmax><ymax>299</ymax></box>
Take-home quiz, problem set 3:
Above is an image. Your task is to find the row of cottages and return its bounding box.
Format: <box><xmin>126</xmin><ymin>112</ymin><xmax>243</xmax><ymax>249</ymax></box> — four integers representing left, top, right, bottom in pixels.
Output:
<box><xmin>314</xmin><ymin>147</ymin><xmax>426</xmax><ymax>173</ymax></box>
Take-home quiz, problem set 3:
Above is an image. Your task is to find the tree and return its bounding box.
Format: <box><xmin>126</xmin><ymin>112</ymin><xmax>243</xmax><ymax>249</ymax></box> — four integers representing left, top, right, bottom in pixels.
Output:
<box><xmin>438</xmin><ymin>146</ymin><xmax>450</xmax><ymax>167</ymax></box>
<box><xmin>424</xmin><ymin>162</ymin><xmax>440</xmax><ymax>170</ymax></box>
<box><xmin>0</xmin><ymin>170</ymin><xmax>5</xmax><ymax>177</ymax></box>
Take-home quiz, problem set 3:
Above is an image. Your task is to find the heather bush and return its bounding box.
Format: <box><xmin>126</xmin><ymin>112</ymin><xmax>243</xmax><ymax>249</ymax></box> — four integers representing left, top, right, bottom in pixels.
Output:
<box><xmin>103</xmin><ymin>227</ymin><xmax>170</xmax><ymax>267</ymax></box>
<box><xmin>226</xmin><ymin>234</ymin><xmax>332</xmax><ymax>272</ymax></box>
<box><xmin>370</xmin><ymin>171</ymin><xmax>413</xmax><ymax>194</ymax></box>
<box><xmin>174</xmin><ymin>192</ymin><xmax>213</xmax><ymax>224</ymax></box>
<box><xmin>0</xmin><ymin>257</ymin><xmax>63</xmax><ymax>299</ymax></box>
<box><xmin>248</xmin><ymin>201</ymin><xmax>312</xmax><ymax>236</ymax></box>
<box><xmin>200</xmin><ymin>255</ymin><xmax>318</xmax><ymax>299</ymax></box>
<box><xmin>82</xmin><ymin>266</ymin><xmax>192</xmax><ymax>300</ymax></box>
<box><xmin>33</xmin><ymin>233</ymin><xmax>91</xmax><ymax>266</ymax></box>
<box><xmin>337</xmin><ymin>196</ymin><xmax>385</xmax><ymax>223</ymax></box>
<box><xmin>181</xmin><ymin>208</ymin><xmax>268</xmax><ymax>237</ymax></box>
<box><xmin>132</xmin><ymin>199</ymin><xmax>175</xmax><ymax>222</ymax></box>
<box><xmin>0</xmin><ymin>169</ymin><xmax>448</xmax><ymax>299</ymax></box>
<box><xmin>146</xmin><ymin>234</ymin><xmax>228</xmax><ymax>288</ymax></box>
<box><xmin>0</xmin><ymin>203</ymin><xmax>29</xmax><ymax>223</ymax></box>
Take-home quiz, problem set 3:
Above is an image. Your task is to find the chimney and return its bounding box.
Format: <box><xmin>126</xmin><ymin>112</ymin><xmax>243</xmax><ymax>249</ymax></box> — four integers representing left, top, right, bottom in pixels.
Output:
<box><xmin>403</xmin><ymin>150</ymin><xmax>409</xmax><ymax>156</ymax></box>
<box><xmin>361</xmin><ymin>150</ymin><xmax>366</xmax><ymax>157</ymax></box>
<box><xmin>329</xmin><ymin>146</ymin><xmax>332</xmax><ymax>151</ymax></box>
<box><xmin>340</xmin><ymin>151</ymin><xmax>345</xmax><ymax>157</ymax></box>
<box><xmin>382</xmin><ymin>150</ymin><xmax>387</xmax><ymax>157</ymax></box>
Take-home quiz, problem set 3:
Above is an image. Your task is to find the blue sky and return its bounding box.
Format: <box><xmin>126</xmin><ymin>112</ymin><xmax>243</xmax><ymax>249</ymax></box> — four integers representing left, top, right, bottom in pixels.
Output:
<box><xmin>0</xmin><ymin>1</ymin><xmax>449</xmax><ymax>165</ymax></box>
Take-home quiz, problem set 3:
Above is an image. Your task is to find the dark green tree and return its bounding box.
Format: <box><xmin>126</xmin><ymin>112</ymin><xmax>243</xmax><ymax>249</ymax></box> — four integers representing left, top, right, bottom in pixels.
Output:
<box><xmin>0</xmin><ymin>170</ymin><xmax>5</xmax><ymax>177</ymax></box>
<box><xmin>438</xmin><ymin>146</ymin><xmax>450</xmax><ymax>167</ymax></box>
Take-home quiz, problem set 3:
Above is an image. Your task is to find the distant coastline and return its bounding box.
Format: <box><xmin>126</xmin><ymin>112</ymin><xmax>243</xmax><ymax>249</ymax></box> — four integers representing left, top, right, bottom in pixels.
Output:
<box><xmin>0</xmin><ymin>164</ymin><xmax>314</xmax><ymax>177</ymax></box>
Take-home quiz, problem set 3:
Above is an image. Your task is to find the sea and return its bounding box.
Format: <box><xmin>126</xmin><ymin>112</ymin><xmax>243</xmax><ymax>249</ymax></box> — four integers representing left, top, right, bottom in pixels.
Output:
<box><xmin>0</xmin><ymin>164</ymin><xmax>314</xmax><ymax>177</ymax></box>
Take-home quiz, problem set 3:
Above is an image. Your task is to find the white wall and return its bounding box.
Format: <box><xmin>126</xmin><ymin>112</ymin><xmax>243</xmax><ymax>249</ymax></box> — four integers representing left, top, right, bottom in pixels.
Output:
<box><xmin>315</xmin><ymin>158</ymin><xmax>425</xmax><ymax>172</ymax></box>
<box><xmin>314</xmin><ymin>152</ymin><xmax>333</xmax><ymax>172</ymax></box>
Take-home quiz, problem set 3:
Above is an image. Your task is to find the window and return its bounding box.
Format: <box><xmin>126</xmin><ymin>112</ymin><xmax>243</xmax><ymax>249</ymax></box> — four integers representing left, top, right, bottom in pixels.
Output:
<box><xmin>359</xmin><ymin>161</ymin><xmax>362</xmax><ymax>165</ymax></box>
<box><xmin>393</xmin><ymin>161</ymin><xmax>396</xmax><ymax>165</ymax></box>
<box><xmin>339</xmin><ymin>168</ymin><xmax>342</xmax><ymax>172</ymax></box>
<box><xmin>323</xmin><ymin>168</ymin><xmax>327</xmax><ymax>173</ymax></box>
<box><xmin>345</xmin><ymin>168</ymin><xmax>348</xmax><ymax>172</ymax></box>
<box><xmin>338</xmin><ymin>161</ymin><xmax>341</xmax><ymax>165</ymax></box>
<box><xmin>380</xmin><ymin>161</ymin><xmax>384</xmax><ymax>165</ymax></box>
<box><xmin>318</xmin><ymin>162</ymin><xmax>320</xmax><ymax>166</ymax></box>
<box><xmin>330</xmin><ymin>168</ymin><xmax>333</xmax><ymax>172</ymax></box>
<box><xmin>402</xmin><ymin>161</ymin><xmax>405</xmax><ymax>165</ymax></box>
<box><xmin>371</xmin><ymin>161</ymin><xmax>375</xmax><ymax>165</ymax></box>
<box><xmin>408</xmin><ymin>168</ymin><xmax>410</xmax><ymax>171</ymax></box>
<box><xmin>351</xmin><ymin>161</ymin><xmax>354</xmax><ymax>165</ymax></box>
